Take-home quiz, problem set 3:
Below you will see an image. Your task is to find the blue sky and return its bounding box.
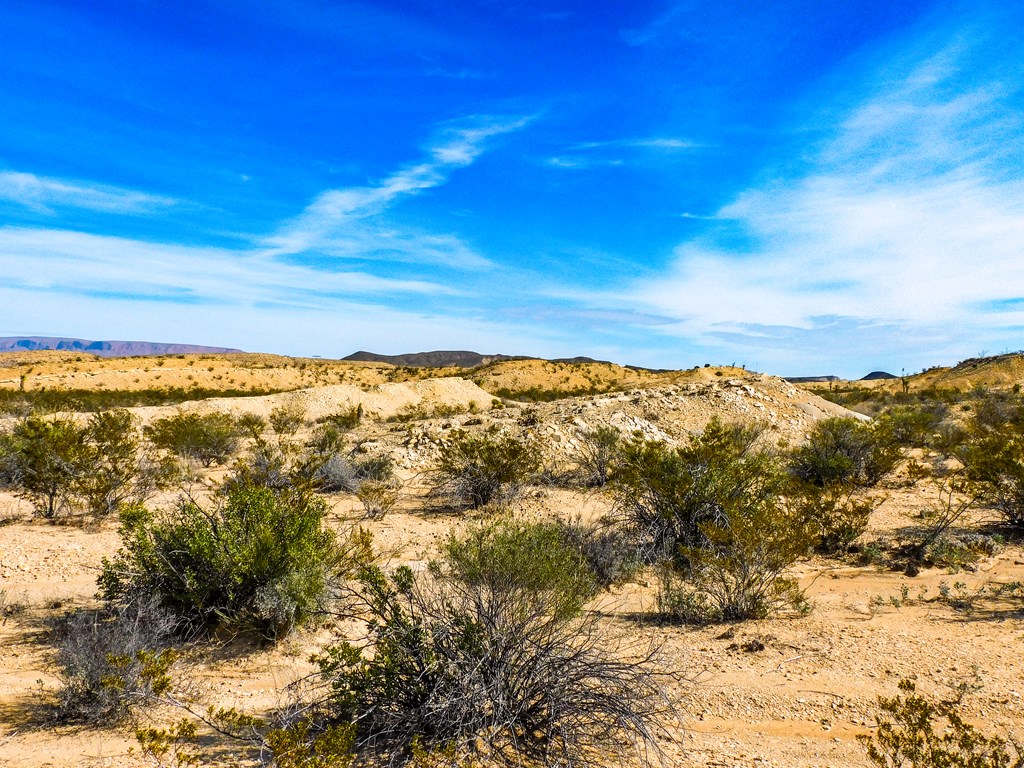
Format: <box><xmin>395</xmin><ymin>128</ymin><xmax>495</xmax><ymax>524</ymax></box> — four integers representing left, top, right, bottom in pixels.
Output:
<box><xmin>1</xmin><ymin>0</ymin><xmax>1023</xmax><ymax>377</ymax></box>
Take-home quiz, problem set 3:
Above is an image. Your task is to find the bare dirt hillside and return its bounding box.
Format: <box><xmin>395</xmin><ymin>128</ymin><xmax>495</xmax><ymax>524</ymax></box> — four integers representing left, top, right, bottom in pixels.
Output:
<box><xmin>800</xmin><ymin>352</ymin><xmax>1024</xmax><ymax>396</ymax></box>
<box><xmin>0</xmin><ymin>351</ymin><xmax>411</xmax><ymax>393</ymax></box>
<box><xmin>131</xmin><ymin>377</ymin><xmax>496</xmax><ymax>424</ymax></box>
<box><xmin>0</xmin><ymin>350</ymin><xmax>754</xmax><ymax>401</ymax></box>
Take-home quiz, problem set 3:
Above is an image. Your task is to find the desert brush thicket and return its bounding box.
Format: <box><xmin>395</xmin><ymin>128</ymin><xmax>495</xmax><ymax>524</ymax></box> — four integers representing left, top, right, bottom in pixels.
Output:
<box><xmin>612</xmin><ymin>418</ymin><xmax>814</xmax><ymax>622</ymax></box>
<box><xmin>99</xmin><ymin>480</ymin><xmax>371</xmax><ymax>640</ymax></box>
<box><xmin>0</xmin><ymin>409</ymin><xmax>175</xmax><ymax>520</ymax></box>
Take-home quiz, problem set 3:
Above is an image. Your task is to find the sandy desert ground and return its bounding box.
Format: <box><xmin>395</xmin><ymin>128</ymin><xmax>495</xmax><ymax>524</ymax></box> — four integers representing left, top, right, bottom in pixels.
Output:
<box><xmin>1</xmin><ymin>354</ymin><xmax>1022</xmax><ymax>768</ymax></box>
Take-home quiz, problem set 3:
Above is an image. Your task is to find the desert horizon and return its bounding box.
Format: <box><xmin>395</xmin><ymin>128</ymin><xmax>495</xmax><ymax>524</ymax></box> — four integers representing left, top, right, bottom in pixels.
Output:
<box><xmin>4</xmin><ymin>1</ymin><xmax>1024</xmax><ymax>765</ymax></box>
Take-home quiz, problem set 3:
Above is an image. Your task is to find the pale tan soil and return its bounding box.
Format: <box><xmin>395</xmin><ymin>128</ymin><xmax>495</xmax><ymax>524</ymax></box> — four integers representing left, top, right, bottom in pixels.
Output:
<box><xmin>1</xmin><ymin>361</ymin><xmax>1023</xmax><ymax>767</ymax></box>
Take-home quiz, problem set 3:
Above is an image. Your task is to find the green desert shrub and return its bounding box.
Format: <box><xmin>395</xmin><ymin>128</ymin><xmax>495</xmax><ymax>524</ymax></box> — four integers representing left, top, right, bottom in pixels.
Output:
<box><xmin>317</xmin><ymin>404</ymin><xmax>363</xmax><ymax>430</ymax></box>
<box><xmin>970</xmin><ymin>391</ymin><xmax>1024</xmax><ymax>432</ymax></box>
<box><xmin>236</xmin><ymin>412</ymin><xmax>267</xmax><ymax>439</ymax></box>
<box><xmin>788</xmin><ymin>484</ymin><xmax>877</xmax><ymax>555</ymax></box>
<box><xmin>5</xmin><ymin>414</ymin><xmax>86</xmax><ymax>518</ymax></box>
<box><xmin>429</xmin><ymin>429</ymin><xmax>540</xmax><ymax>509</ymax></box>
<box><xmin>269</xmin><ymin>401</ymin><xmax>308</xmax><ymax>440</ymax></box>
<box><xmin>613</xmin><ymin>418</ymin><xmax>779</xmax><ymax>562</ymax></box>
<box><xmin>0</xmin><ymin>410</ymin><xmax>171</xmax><ymax>520</ymax></box>
<box><xmin>859</xmin><ymin>679</ymin><xmax>1024</xmax><ymax>767</ymax></box>
<box><xmin>144</xmin><ymin>411</ymin><xmax>242</xmax><ymax>467</ymax></box>
<box><xmin>789</xmin><ymin>417</ymin><xmax>901</xmax><ymax>488</ymax></box>
<box><xmin>306</xmin><ymin>421</ymin><xmax>349</xmax><ymax>460</ymax></box>
<box><xmin>99</xmin><ymin>483</ymin><xmax>371</xmax><ymax>639</ymax></box>
<box><xmin>434</xmin><ymin>518</ymin><xmax>598</xmax><ymax>619</ymax></box>
<box><xmin>657</xmin><ymin>480</ymin><xmax>812</xmax><ymax>623</ymax></box>
<box><xmin>958</xmin><ymin>416</ymin><xmax>1024</xmax><ymax>527</ymax></box>
<box><xmin>614</xmin><ymin>419</ymin><xmax>812</xmax><ymax>622</ymax></box>
<box><xmin>75</xmin><ymin>409</ymin><xmax>178</xmax><ymax>519</ymax></box>
<box><xmin>0</xmin><ymin>430</ymin><xmax>20</xmax><ymax>489</ymax></box>
<box><xmin>875</xmin><ymin>404</ymin><xmax>948</xmax><ymax>449</ymax></box>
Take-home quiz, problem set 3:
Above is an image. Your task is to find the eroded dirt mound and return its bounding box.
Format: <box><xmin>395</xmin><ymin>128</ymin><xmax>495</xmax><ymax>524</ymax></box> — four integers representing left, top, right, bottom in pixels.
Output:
<box><xmin>128</xmin><ymin>377</ymin><xmax>497</xmax><ymax>424</ymax></box>
<box><xmin>387</xmin><ymin>373</ymin><xmax>866</xmax><ymax>471</ymax></box>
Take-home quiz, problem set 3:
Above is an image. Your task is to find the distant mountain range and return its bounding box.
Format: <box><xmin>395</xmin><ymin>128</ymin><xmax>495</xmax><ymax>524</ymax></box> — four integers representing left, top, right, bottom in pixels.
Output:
<box><xmin>343</xmin><ymin>350</ymin><xmax>609</xmax><ymax>368</ymax></box>
<box><xmin>0</xmin><ymin>337</ymin><xmax>243</xmax><ymax>357</ymax></box>
<box><xmin>783</xmin><ymin>375</ymin><xmax>841</xmax><ymax>383</ymax></box>
<box><xmin>785</xmin><ymin>371</ymin><xmax>896</xmax><ymax>383</ymax></box>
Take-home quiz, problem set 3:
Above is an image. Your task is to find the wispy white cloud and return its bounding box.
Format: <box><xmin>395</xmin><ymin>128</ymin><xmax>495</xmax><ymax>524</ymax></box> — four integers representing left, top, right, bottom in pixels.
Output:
<box><xmin>263</xmin><ymin>116</ymin><xmax>531</xmax><ymax>268</ymax></box>
<box><xmin>0</xmin><ymin>116</ymin><xmax>536</xmax><ymax>354</ymax></box>
<box><xmin>679</xmin><ymin>212</ymin><xmax>723</xmax><ymax>220</ymax></box>
<box><xmin>546</xmin><ymin>135</ymin><xmax>699</xmax><ymax>171</ymax></box>
<box><xmin>610</xmin><ymin>40</ymin><xmax>1024</xmax><ymax>361</ymax></box>
<box><xmin>573</xmin><ymin>137</ymin><xmax>698</xmax><ymax>151</ymax></box>
<box><xmin>546</xmin><ymin>156</ymin><xmax>622</xmax><ymax>170</ymax></box>
<box><xmin>0</xmin><ymin>227</ymin><xmax>458</xmax><ymax>308</ymax></box>
<box><xmin>0</xmin><ymin>171</ymin><xmax>177</xmax><ymax>214</ymax></box>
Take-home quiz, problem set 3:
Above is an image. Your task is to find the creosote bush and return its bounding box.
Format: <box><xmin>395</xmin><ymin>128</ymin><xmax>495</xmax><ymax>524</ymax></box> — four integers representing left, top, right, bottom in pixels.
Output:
<box><xmin>659</xmin><ymin>500</ymin><xmax>811</xmax><ymax>623</ymax></box>
<box><xmin>789</xmin><ymin>417</ymin><xmax>901</xmax><ymax>488</ymax></box>
<box><xmin>788</xmin><ymin>483</ymin><xmax>877</xmax><ymax>555</ymax></box>
<box><xmin>573</xmin><ymin>423</ymin><xmax>622</xmax><ymax>487</ymax></box>
<box><xmin>958</xmin><ymin>415</ymin><xmax>1024</xmax><ymax>527</ymax></box>
<box><xmin>317</xmin><ymin>404</ymin><xmax>363</xmax><ymax>430</ymax></box>
<box><xmin>433</xmin><ymin>517</ymin><xmax>599</xmax><ymax>619</ymax></box>
<box><xmin>269</xmin><ymin>401</ymin><xmax>308</xmax><ymax>440</ymax></box>
<box><xmin>77</xmin><ymin>409</ymin><xmax>178</xmax><ymax>519</ymax></box>
<box><xmin>145</xmin><ymin>411</ymin><xmax>242</xmax><ymax>467</ymax></box>
<box><xmin>1</xmin><ymin>410</ymin><xmax>175</xmax><ymax>520</ymax></box>
<box><xmin>99</xmin><ymin>482</ymin><xmax>372</xmax><ymax>639</ymax></box>
<box><xmin>874</xmin><ymin>404</ymin><xmax>948</xmax><ymax>449</ymax></box>
<box><xmin>613</xmin><ymin>418</ymin><xmax>777</xmax><ymax>562</ymax></box>
<box><xmin>429</xmin><ymin>428</ymin><xmax>540</xmax><ymax>509</ymax></box>
<box><xmin>859</xmin><ymin>679</ymin><xmax>1024</xmax><ymax>767</ymax></box>
<box><xmin>615</xmin><ymin>419</ymin><xmax>813</xmax><ymax>623</ymax></box>
<box><xmin>5</xmin><ymin>413</ymin><xmax>85</xmax><ymax>518</ymax></box>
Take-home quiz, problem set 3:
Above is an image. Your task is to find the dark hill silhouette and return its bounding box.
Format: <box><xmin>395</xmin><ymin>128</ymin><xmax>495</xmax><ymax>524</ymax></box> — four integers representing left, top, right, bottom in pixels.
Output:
<box><xmin>343</xmin><ymin>350</ymin><xmax>609</xmax><ymax>368</ymax></box>
<box><xmin>861</xmin><ymin>371</ymin><xmax>897</xmax><ymax>380</ymax></box>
